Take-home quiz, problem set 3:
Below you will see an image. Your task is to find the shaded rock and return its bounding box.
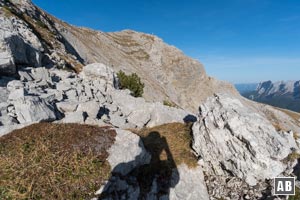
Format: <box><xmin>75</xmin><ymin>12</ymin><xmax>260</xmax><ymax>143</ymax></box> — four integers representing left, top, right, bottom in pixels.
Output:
<box><xmin>80</xmin><ymin>63</ymin><xmax>117</xmax><ymax>89</ymax></box>
<box><xmin>0</xmin><ymin>87</ymin><xmax>9</xmax><ymax>102</ymax></box>
<box><xmin>18</xmin><ymin>70</ymin><xmax>33</xmax><ymax>81</ymax></box>
<box><xmin>0</xmin><ymin>51</ymin><xmax>16</xmax><ymax>75</ymax></box>
<box><xmin>56</xmin><ymin>101</ymin><xmax>78</xmax><ymax>113</ymax></box>
<box><xmin>76</xmin><ymin>101</ymin><xmax>100</xmax><ymax>119</ymax></box>
<box><xmin>31</xmin><ymin>67</ymin><xmax>52</xmax><ymax>83</ymax></box>
<box><xmin>8</xmin><ymin>88</ymin><xmax>25</xmax><ymax>101</ymax></box>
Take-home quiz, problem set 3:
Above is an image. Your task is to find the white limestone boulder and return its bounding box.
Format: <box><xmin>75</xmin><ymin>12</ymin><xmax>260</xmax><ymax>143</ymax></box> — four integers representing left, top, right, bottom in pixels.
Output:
<box><xmin>192</xmin><ymin>93</ymin><xmax>297</xmax><ymax>186</ymax></box>
<box><xmin>107</xmin><ymin>129</ymin><xmax>151</xmax><ymax>176</ymax></box>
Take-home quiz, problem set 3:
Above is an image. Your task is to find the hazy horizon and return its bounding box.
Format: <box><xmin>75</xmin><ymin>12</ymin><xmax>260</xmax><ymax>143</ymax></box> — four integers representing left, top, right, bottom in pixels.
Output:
<box><xmin>32</xmin><ymin>0</ymin><xmax>300</xmax><ymax>83</ymax></box>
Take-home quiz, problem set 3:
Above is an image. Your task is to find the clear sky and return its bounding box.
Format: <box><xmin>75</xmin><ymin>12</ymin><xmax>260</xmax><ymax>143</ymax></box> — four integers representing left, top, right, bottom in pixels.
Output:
<box><xmin>32</xmin><ymin>0</ymin><xmax>300</xmax><ymax>83</ymax></box>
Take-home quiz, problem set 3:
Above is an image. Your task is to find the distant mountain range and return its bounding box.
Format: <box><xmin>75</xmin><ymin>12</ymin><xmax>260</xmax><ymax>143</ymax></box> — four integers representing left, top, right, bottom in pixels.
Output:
<box><xmin>235</xmin><ymin>81</ymin><xmax>300</xmax><ymax>112</ymax></box>
<box><xmin>235</xmin><ymin>83</ymin><xmax>258</xmax><ymax>93</ymax></box>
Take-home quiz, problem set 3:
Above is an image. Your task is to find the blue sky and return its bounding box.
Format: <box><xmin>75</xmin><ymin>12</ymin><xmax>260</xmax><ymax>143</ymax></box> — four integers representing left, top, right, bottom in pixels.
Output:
<box><xmin>32</xmin><ymin>0</ymin><xmax>300</xmax><ymax>83</ymax></box>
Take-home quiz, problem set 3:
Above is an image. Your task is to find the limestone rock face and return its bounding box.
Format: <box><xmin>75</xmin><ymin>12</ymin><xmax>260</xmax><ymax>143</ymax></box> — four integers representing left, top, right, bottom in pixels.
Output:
<box><xmin>0</xmin><ymin>16</ymin><xmax>42</xmax><ymax>75</ymax></box>
<box><xmin>107</xmin><ymin>129</ymin><xmax>151</xmax><ymax>176</ymax></box>
<box><xmin>169</xmin><ymin>164</ymin><xmax>210</xmax><ymax>200</ymax></box>
<box><xmin>0</xmin><ymin>64</ymin><xmax>191</xmax><ymax>132</ymax></box>
<box><xmin>80</xmin><ymin>63</ymin><xmax>117</xmax><ymax>88</ymax></box>
<box><xmin>192</xmin><ymin>93</ymin><xmax>297</xmax><ymax>186</ymax></box>
<box><xmin>10</xmin><ymin>96</ymin><xmax>56</xmax><ymax>123</ymax></box>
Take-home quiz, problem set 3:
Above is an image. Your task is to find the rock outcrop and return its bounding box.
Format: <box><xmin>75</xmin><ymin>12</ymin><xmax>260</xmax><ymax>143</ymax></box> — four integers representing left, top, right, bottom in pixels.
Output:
<box><xmin>192</xmin><ymin>93</ymin><xmax>297</xmax><ymax>186</ymax></box>
<box><xmin>0</xmin><ymin>63</ymin><xmax>193</xmax><ymax>135</ymax></box>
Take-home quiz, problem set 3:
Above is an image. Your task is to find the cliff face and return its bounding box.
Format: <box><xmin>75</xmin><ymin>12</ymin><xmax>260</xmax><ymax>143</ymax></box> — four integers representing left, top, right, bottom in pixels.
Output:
<box><xmin>0</xmin><ymin>0</ymin><xmax>237</xmax><ymax>112</ymax></box>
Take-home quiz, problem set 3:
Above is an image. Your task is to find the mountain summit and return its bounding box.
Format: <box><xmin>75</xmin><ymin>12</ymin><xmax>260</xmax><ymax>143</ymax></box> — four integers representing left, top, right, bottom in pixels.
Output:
<box><xmin>0</xmin><ymin>0</ymin><xmax>236</xmax><ymax>112</ymax></box>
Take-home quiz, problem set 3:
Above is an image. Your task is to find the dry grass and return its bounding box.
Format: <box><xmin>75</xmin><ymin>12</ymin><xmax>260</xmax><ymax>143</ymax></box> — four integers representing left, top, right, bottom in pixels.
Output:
<box><xmin>282</xmin><ymin>152</ymin><xmax>300</xmax><ymax>164</ymax></box>
<box><xmin>163</xmin><ymin>100</ymin><xmax>178</xmax><ymax>108</ymax></box>
<box><xmin>1</xmin><ymin>6</ymin><xmax>14</xmax><ymax>17</ymax></box>
<box><xmin>108</xmin><ymin>34</ymin><xmax>140</xmax><ymax>47</ymax></box>
<box><xmin>132</xmin><ymin>122</ymin><xmax>197</xmax><ymax>168</ymax></box>
<box><xmin>0</xmin><ymin>123</ymin><xmax>116</xmax><ymax>200</ymax></box>
<box><xmin>126</xmin><ymin>50</ymin><xmax>150</xmax><ymax>60</ymax></box>
<box><xmin>278</xmin><ymin>108</ymin><xmax>300</xmax><ymax>122</ymax></box>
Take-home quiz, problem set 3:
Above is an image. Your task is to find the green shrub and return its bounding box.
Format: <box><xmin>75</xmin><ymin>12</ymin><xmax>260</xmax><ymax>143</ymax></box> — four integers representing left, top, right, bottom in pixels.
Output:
<box><xmin>36</xmin><ymin>20</ymin><xmax>48</xmax><ymax>29</ymax></box>
<box><xmin>117</xmin><ymin>70</ymin><xmax>144</xmax><ymax>97</ymax></box>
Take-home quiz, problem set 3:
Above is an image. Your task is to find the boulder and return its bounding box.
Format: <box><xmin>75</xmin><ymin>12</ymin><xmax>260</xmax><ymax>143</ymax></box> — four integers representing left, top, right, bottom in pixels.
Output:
<box><xmin>192</xmin><ymin>93</ymin><xmax>297</xmax><ymax>186</ymax></box>
<box><xmin>81</xmin><ymin>63</ymin><xmax>117</xmax><ymax>89</ymax></box>
<box><xmin>31</xmin><ymin>67</ymin><xmax>52</xmax><ymax>83</ymax></box>
<box><xmin>107</xmin><ymin>129</ymin><xmax>151</xmax><ymax>176</ymax></box>
<box><xmin>0</xmin><ymin>87</ymin><xmax>9</xmax><ymax>102</ymax></box>
<box><xmin>7</xmin><ymin>80</ymin><xmax>24</xmax><ymax>91</ymax></box>
<box><xmin>12</xmin><ymin>96</ymin><xmax>56</xmax><ymax>123</ymax></box>
<box><xmin>0</xmin><ymin>102</ymin><xmax>17</xmax><ymax>126</ymax></box>
<box><xmin>169</xmin><ymin>164</ymin><xmax>210</xmax><ymax>200</ymax></box>
<box><xmin>56</xmin><ymin>101</ymin><xmax>78</xmax><ymax>113</ymax></box>
<box><xmin>18</xmin><ymin>70</ymin><xmax>33</xmax><ymax>81</ymax></box>
<box><xmin>146</xmin><ymin>103</ymin><xmax>190</xmax><ymax>128</ymax></box>
<box><xmin>59</xmin><ymin>111</ymin><xmax>85</xmax><ymax>124</ymax></box>
<box><xmin>76</xmin><ymin>101</ymin><xmax>100</xmax><ymax>119</ymax></box>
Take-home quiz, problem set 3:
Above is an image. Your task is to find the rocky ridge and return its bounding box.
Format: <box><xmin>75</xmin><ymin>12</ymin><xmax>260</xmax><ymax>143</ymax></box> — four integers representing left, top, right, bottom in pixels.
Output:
<box><xmin>241</xmin><ymin>80</ymin><xmax>300</xmax><ymax>112</ymax></box>
<box><xmin>1</xmin><ymin>0</ymin><xmax>300</xmax><ymax>199</ymax></box>
<box><xmin>0</xmin><ymin>0</ymin><xmax>237</xmax><ymax>112</ymax></box>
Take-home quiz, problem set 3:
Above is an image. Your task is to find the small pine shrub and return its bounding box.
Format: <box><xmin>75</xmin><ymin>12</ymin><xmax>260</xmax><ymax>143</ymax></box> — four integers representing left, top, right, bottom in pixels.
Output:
<box><xmin>117</xmin><ymin>70</ymin><xmax>144</xmax><ymax>97</ymax></box>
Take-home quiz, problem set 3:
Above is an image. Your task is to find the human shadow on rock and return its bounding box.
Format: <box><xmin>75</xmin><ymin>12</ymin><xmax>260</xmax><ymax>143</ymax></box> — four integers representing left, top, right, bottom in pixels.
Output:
<box><xmin>99</xmin><ymin>131</ymin><xmax>179</xmax><ymax>200</ymax></box>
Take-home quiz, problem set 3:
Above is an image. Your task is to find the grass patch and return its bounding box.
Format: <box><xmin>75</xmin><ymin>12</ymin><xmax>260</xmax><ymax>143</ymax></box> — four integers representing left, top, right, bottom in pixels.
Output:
<box><xmin>132</xmin><ymin>122</ymin><xmax>197</xmax><ymax>168</ymax></box>
<box><xmin>1</xmin><ymin>5</ymin><xmax>14</xmax><ymax>17</ymax></box>
<box><xmin>278</xmin><ymin>108</ymin><xmax>300</xmax><ymax>122</ymax></box>
<box><xmin>289</xmin><ymin>187</ymin><xmax>300</xmax><ymax>200</ymax></box>
<box><xmin>127</xmin><ymin>123</ymin><xmax>197</xmax><ymax>197</ymax></box>
<box><xmin>36</xmin><ymin>20</ymin><xmax>48</xmax><ymax>29</ymax></box>
<box><xmin>282</xmin><ymin>152</ymin><xmax>300</xmax><ymax>164</ymax></box>
<box><xmin>0</xmin><ymin>123</ymin><xmax>116</xmax><ymax>200</ymax></box>
<box><xmin>163</xmin><ymin>100</ymin><xmax>178</xmax><ymax>108</ymax></box>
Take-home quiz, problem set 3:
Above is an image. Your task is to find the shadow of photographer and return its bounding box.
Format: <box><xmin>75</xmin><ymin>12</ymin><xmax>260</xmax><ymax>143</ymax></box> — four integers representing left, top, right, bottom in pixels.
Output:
<box><xmin>100</xmin><ymin>131</ymin><xmax>179</xmax><ymax>200</ymax></box>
